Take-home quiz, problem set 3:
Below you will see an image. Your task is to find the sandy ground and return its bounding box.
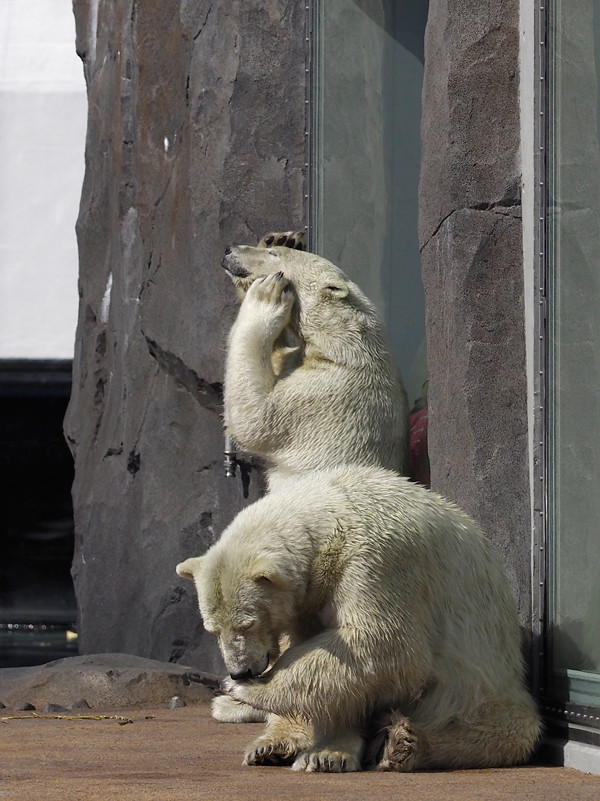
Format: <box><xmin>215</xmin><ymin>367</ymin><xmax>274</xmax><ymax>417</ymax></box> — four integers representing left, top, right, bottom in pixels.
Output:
<box><xmin>2</xmin><ymin>702</ymin><xmax>600</xmax><ymax>801</ymax></box>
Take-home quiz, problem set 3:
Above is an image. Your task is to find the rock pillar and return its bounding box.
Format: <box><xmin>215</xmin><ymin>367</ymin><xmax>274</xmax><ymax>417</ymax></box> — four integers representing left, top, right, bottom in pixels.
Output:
<box><xmin>419</xmin><ymin>0</ymin><xmax>531</xmax><ymax>617</ymax></box>
<box><xmin>65</xmin><ymin>0</ymin><xmax>306</xmax><ymax>669</ymax></box>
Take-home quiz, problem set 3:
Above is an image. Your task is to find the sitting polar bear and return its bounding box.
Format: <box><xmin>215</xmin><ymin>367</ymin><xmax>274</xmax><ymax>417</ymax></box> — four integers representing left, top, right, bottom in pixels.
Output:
<box><xmin>177</xmin><ymin>465</ymin><xmax>540</xmax><ymax>772</ymax></box>
<box><xmin>222</xmin><ymin>240</ymin><xmax>409</xmax><ymax>488</ymax></box>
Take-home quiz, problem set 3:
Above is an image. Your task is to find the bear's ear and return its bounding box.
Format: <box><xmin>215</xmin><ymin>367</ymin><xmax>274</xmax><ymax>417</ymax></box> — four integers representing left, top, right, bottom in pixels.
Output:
<box><xmin>176</xmin><ymin>556</ymin><xmax>205</xmax><ymax>581</ymax></box>
<box><xmin>249</xmin><ymin>556</ymin><xmax>290</xmax><ymax>590</ymax></box>
<box><xmin>321</xmin><ymin>278</ymin><xmax>349</xmax><ymax>300</ymax></box>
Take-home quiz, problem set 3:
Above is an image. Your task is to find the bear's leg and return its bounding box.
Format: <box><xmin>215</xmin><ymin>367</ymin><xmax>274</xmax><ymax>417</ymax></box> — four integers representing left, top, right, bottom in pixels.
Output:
<box><xmin>222</xmin><ymin>629</ymin><xmax>382</xmax><ymax>772</ymax></box>
<box><xmin>224</xmin><ymin>271</ymin><xmax>295</xmax><ymax>453</ymax></box>
<box><xmin>417</xmin><ymin>697</ymin><xmax>541</xmax><ymax>770</ymax></box>
<box><xmin>243</xmin><ymin>714</ymin><xmax>312</xmax><ymax>766</ymax></box>
<box><xmin>211</xmin><ymin>695</ymin><xmax>267</xmax><ymax>723</ymax></box>
<box><xmin>377</xmin><ymin>697</ymin><xmax>541</xmax><ymax>771</ymax></box>
<box><xmin>291</xmin><ymin>727</ymin><xmax>365</xmax><ymax>773</ymax></box>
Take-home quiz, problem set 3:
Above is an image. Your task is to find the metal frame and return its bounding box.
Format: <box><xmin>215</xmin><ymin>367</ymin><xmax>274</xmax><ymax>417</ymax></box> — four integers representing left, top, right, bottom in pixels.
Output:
<box><xmin>305</xmin><ymin>0</ymin><xmax>320</xmax><ymax>253</ymax></box>
<box><xmin>531</xmin><ymin>0</ymin><xmax>549</xmax><ymax>706</ymax></box>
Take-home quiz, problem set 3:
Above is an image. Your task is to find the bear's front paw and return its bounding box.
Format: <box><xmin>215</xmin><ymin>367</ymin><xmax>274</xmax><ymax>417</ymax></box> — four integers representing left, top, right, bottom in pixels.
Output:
<box><xmin>244</xmin><ymin>272</ymin><xmax>295</xmax><ymax>334</ymax></box>
<box><xmin>211</xmin><ymin>695</ymin><xmax>267</xmax><ymax>723</ymax></box>
<box><xmin>221</xmin><ymin>676</ymin><xmax>268</xmax><ymax>711</ymax></box>
<box><xmin>292</xmin><ymin>748</ymin><xmax>361</xmax><ymax>773</ymax></box>
<box><xmin>244</xmin><ymin>735</ymin><xmax>300</xmax><ymax>767</ymax></box>
<box><xmin>220</xmin><ymin>676</ymin><xmax>236</xmax><ymax>695</ymax></box>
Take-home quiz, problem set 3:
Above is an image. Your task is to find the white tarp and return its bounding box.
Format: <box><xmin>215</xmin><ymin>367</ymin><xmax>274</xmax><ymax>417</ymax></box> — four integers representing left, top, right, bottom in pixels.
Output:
<box><xmin>0</xmin><ymin>0</ymin><xmax>86</xmax><ymax>359</ymax></box>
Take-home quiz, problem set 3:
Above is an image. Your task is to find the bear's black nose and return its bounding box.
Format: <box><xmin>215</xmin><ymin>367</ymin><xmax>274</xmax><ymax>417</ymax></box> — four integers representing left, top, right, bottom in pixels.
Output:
<box><xmin>229</xmin><ymin>668</ymin><xmax>254</xmax><ymax>681</ymax></box>
<box><xmin>224</xmin><ymin>246</ymin><xmax>232</xmax><ymax>256</ymax></box>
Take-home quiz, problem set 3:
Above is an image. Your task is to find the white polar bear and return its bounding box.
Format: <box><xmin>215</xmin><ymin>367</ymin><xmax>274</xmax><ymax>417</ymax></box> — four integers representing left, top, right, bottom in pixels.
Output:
<box><xmin>177</xmin><ymin>465</ymin><xmax>540</xmax><ymax>772</ymax></box>
<box><xmin>222</xmin><ymin>243</ymin><xmax>409</xmax><ymax>488</ymax></box>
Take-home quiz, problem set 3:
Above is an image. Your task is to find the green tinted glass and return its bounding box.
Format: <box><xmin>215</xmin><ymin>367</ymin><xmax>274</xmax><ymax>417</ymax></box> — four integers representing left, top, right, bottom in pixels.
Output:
<box><xmin>548</xmin><ymin>0</ymin><xmax>600</xmax><ymax>708</ymax></box>
<box><xmin>311</xmin><ymin>0</ymin><xmax>428</xmax><ymax>407</ymax></box>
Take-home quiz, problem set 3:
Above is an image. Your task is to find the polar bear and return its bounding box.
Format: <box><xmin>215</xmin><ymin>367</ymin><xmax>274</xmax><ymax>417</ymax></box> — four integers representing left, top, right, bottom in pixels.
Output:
<box><xmin>176</xmin><ymin>465</ymin><xmax>540</xmax><ymax>772</ymax></box>
<box><xmin>222</xmin><ymin>241</ymin><xmax>409</xmax><ymax>488</ymax></box>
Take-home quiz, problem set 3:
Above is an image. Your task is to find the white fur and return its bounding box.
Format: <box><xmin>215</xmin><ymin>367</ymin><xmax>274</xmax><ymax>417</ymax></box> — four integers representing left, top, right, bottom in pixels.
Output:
<box><xmin>177</xmin><ymin>465</ymin><xmax>541</xmax><ymax>773</ymax></box>
<box><xmin>211</xmin><ymin>695</ymin><xmax>267</xmax><ymax>723</ymax></box>
<box><xmin>222</xmin><ymin>246</ymin><xmax>409</xmax><ymax>488</ymax></box>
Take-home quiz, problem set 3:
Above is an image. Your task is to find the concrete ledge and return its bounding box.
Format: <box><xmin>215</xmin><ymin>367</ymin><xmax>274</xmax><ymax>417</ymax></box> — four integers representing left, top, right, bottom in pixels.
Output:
<box><xmin>543</xmin><ymin>737</ymin><xmax>600</xmax><ymax>777</ymax></box>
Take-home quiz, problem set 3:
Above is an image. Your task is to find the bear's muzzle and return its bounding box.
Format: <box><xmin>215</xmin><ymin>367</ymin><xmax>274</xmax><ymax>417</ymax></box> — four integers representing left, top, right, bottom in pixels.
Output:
<box><xmin>222</xmin><ymin>247</ymin><xmax>250</xmax><ymax>278</ymax></box>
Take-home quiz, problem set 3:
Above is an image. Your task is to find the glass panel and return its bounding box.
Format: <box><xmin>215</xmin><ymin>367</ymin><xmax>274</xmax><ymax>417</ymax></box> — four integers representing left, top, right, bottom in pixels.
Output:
<box><xmin>312</xmin><ymin>0</ymin><xmax>428</xmax><ymax>408</ymax></box>
<box><xmin>548</xmin><ymin>0</ymin><xmax>600</xmax><ymax>707</ymax></box>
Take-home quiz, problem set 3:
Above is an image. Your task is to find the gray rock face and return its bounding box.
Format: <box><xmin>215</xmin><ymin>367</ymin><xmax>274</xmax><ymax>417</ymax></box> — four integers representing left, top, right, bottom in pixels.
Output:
<box><xmin>65</xmin><ymin>1</ymin><xmax>306</xmax><ymax>667</ymax></box>
<box><xmin>0</xmin><ymin>654</ymin><xmax>217</xmax><ymax>710</ymax></box>
<box><xmin>419</xmin><ymin>0</ymin><xmax>531</xmax><ymax>618</ymax></box>
<box><xmin>65</xmin><ymin>0</ymin><xmax>532</xmax><ymax>664</ymax></box>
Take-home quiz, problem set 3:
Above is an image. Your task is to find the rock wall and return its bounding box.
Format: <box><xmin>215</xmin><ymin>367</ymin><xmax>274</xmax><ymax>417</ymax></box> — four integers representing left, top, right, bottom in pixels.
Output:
<box><xmin>419</xmin><ymin>0</ymin><xmax>531</xmax><ymax>618</ymax></box>
<box><xmin>66</xmin><ymin>0</ymin><xmax>533</xmax><ymax>662</ymax></box>
<box><xmin>65</xmin><ymin>0</ymin><xmax>306</xmax><ymax>670</ymax></box>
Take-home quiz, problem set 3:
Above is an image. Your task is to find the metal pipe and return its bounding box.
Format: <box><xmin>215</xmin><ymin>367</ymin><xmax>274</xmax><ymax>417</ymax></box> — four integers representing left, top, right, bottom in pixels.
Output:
<box><xmin>224</xmin><ymin>433</ymin><xmax>237</xmax><ymax>477</ymax></box>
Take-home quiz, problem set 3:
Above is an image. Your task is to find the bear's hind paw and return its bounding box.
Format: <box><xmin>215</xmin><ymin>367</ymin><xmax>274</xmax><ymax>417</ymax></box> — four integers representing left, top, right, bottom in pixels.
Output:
<box><xmin>376</xmin><ymin>714</ymin><xmax>420</xmax><ymax>772</ymax></box>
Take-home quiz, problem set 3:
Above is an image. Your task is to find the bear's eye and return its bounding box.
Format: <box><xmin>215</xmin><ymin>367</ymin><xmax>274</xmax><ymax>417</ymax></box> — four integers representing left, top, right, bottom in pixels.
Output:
<box><xmin>238</xmin><ymin>619</ymin><xmax>257</xmax><ymax>632</ymax></box>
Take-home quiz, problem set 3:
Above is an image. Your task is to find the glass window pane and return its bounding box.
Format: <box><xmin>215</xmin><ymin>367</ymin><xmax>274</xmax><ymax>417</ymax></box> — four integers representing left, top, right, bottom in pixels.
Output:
<box><xmin>312</xmin><ymin>0</ymin><xmax>428</xmax><ymax>407</ymax></box>
<box><xmin>548</xmin><ymin>0</ymin><xmax>600</xmax><ymax>706</ymax></box>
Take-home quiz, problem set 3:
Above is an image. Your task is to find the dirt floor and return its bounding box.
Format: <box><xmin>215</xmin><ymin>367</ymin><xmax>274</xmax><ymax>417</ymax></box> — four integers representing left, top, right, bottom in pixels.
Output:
<box><xmin>2</xmin><ymin>702</ymin><xmax>600</xmax><ymax>801</ymax></box>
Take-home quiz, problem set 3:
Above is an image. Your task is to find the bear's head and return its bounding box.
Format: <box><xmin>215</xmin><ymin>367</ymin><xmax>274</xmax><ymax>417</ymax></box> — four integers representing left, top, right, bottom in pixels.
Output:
<box><xmin>177</xmin><ymin>551</ymin><xmax>294</xmax><ymax>679</ymax></box>
<box><xmin>222</xmin><ymin>244</ymin><xmax>379</xmax><ymax>358</ymax></box>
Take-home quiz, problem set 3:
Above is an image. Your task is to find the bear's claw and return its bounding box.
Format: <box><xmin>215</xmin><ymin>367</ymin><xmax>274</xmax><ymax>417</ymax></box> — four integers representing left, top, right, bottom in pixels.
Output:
<box><xmin>243</xmin><ymin>716</ymin><xmax>313</xmax><ymax>768</ymax></box>
<box><xmin>292</xmin><ymin>749</ymin><xmax>359</xmax><ymax>773</ymax></box>
<box><xmin>245</xmin><ymin>271</ymin><xmax>295</xmax><ymax>308</ymax></box>
<box><xmin>244</xmin><ymin>739</ymin><xmax>299</xmax><ymax>767</ymax></box>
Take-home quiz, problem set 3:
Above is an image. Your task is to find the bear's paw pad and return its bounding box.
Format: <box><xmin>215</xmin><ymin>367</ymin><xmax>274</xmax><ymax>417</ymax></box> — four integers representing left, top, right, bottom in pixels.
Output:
<box><xmin>376</xmin><ymin>716</ymin><xmax>420</xmax><ymax>772</ymax></box>
<box><xmin>257</xmin><ymin>230</ymin><xmax>306</xmax><ymax>251</ymax></box>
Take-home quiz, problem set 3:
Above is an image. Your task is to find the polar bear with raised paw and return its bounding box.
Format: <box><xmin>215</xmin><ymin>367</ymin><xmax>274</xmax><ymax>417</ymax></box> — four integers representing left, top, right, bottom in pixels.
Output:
<box><xmin>177</xmin><ymin>465</ymin><xmax>541</xmax><ymax>772</ymax></box>
<box><xmin>222</xmin><ymin>240</ymin><xmax>409</xmax><ymax>489</ymax></box>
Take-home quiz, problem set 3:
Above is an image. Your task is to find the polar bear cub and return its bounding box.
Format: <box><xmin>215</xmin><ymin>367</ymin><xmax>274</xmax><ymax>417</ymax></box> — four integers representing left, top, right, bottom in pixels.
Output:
<box><xmin>222</xmin><ymin>243</ymin><xmax>409</xmax><ymax>488</ymax></box>
<box><xmin>177</xmin><ymin>465</ymin><xmax>540</xmax><ymax>772</ymax></box>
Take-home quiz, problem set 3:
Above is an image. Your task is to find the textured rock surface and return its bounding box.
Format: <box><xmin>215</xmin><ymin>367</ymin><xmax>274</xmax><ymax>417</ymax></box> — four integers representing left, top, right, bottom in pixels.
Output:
<box><xmin>65</xmin><ymin>1</ymin><xmax>306</xmax><ymax>668</ymax></box>
<box><xmin>0</xmin><ymin>654</ymin><xmax>217</xmax><ymax>710</ymax></box>
<box><xmin>419</xmin><ymin>0</ymin><xmax>531</xmax><ymax>617</ymax></box>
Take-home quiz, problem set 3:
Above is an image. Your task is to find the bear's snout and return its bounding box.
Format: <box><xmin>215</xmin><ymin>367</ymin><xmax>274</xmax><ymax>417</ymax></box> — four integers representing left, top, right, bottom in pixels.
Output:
<box><xmin>229</xmin><ymin>667</ymin><xmax>254</xmax><ymax>681</ymax></box>
<box><xmin>222</xmin><ymin>247</ymin><xmax>250</xmax><ymax>278</ymax></box>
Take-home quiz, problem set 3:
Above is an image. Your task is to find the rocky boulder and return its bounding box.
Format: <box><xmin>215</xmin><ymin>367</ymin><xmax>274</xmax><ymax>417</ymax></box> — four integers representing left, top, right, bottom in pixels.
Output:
<box><xmin>0</xmin><ymin>654</ymin><xmax>218</xmax><ymax>711</ymax></box>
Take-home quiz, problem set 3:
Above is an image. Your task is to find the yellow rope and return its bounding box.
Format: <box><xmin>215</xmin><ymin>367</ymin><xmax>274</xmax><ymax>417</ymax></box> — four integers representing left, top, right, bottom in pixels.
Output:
<box><xmin>1</xmin><ymin>712</ymin><xmax>135</xmax><ymax>725</ymax></box>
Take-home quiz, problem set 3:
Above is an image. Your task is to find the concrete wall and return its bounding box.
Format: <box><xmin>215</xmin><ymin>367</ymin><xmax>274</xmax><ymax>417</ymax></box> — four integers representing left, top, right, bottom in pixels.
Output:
<box><xmin>65</xmin><ymin>0</ymin><xmax>306</xmax><ymax>670</ymax></box>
